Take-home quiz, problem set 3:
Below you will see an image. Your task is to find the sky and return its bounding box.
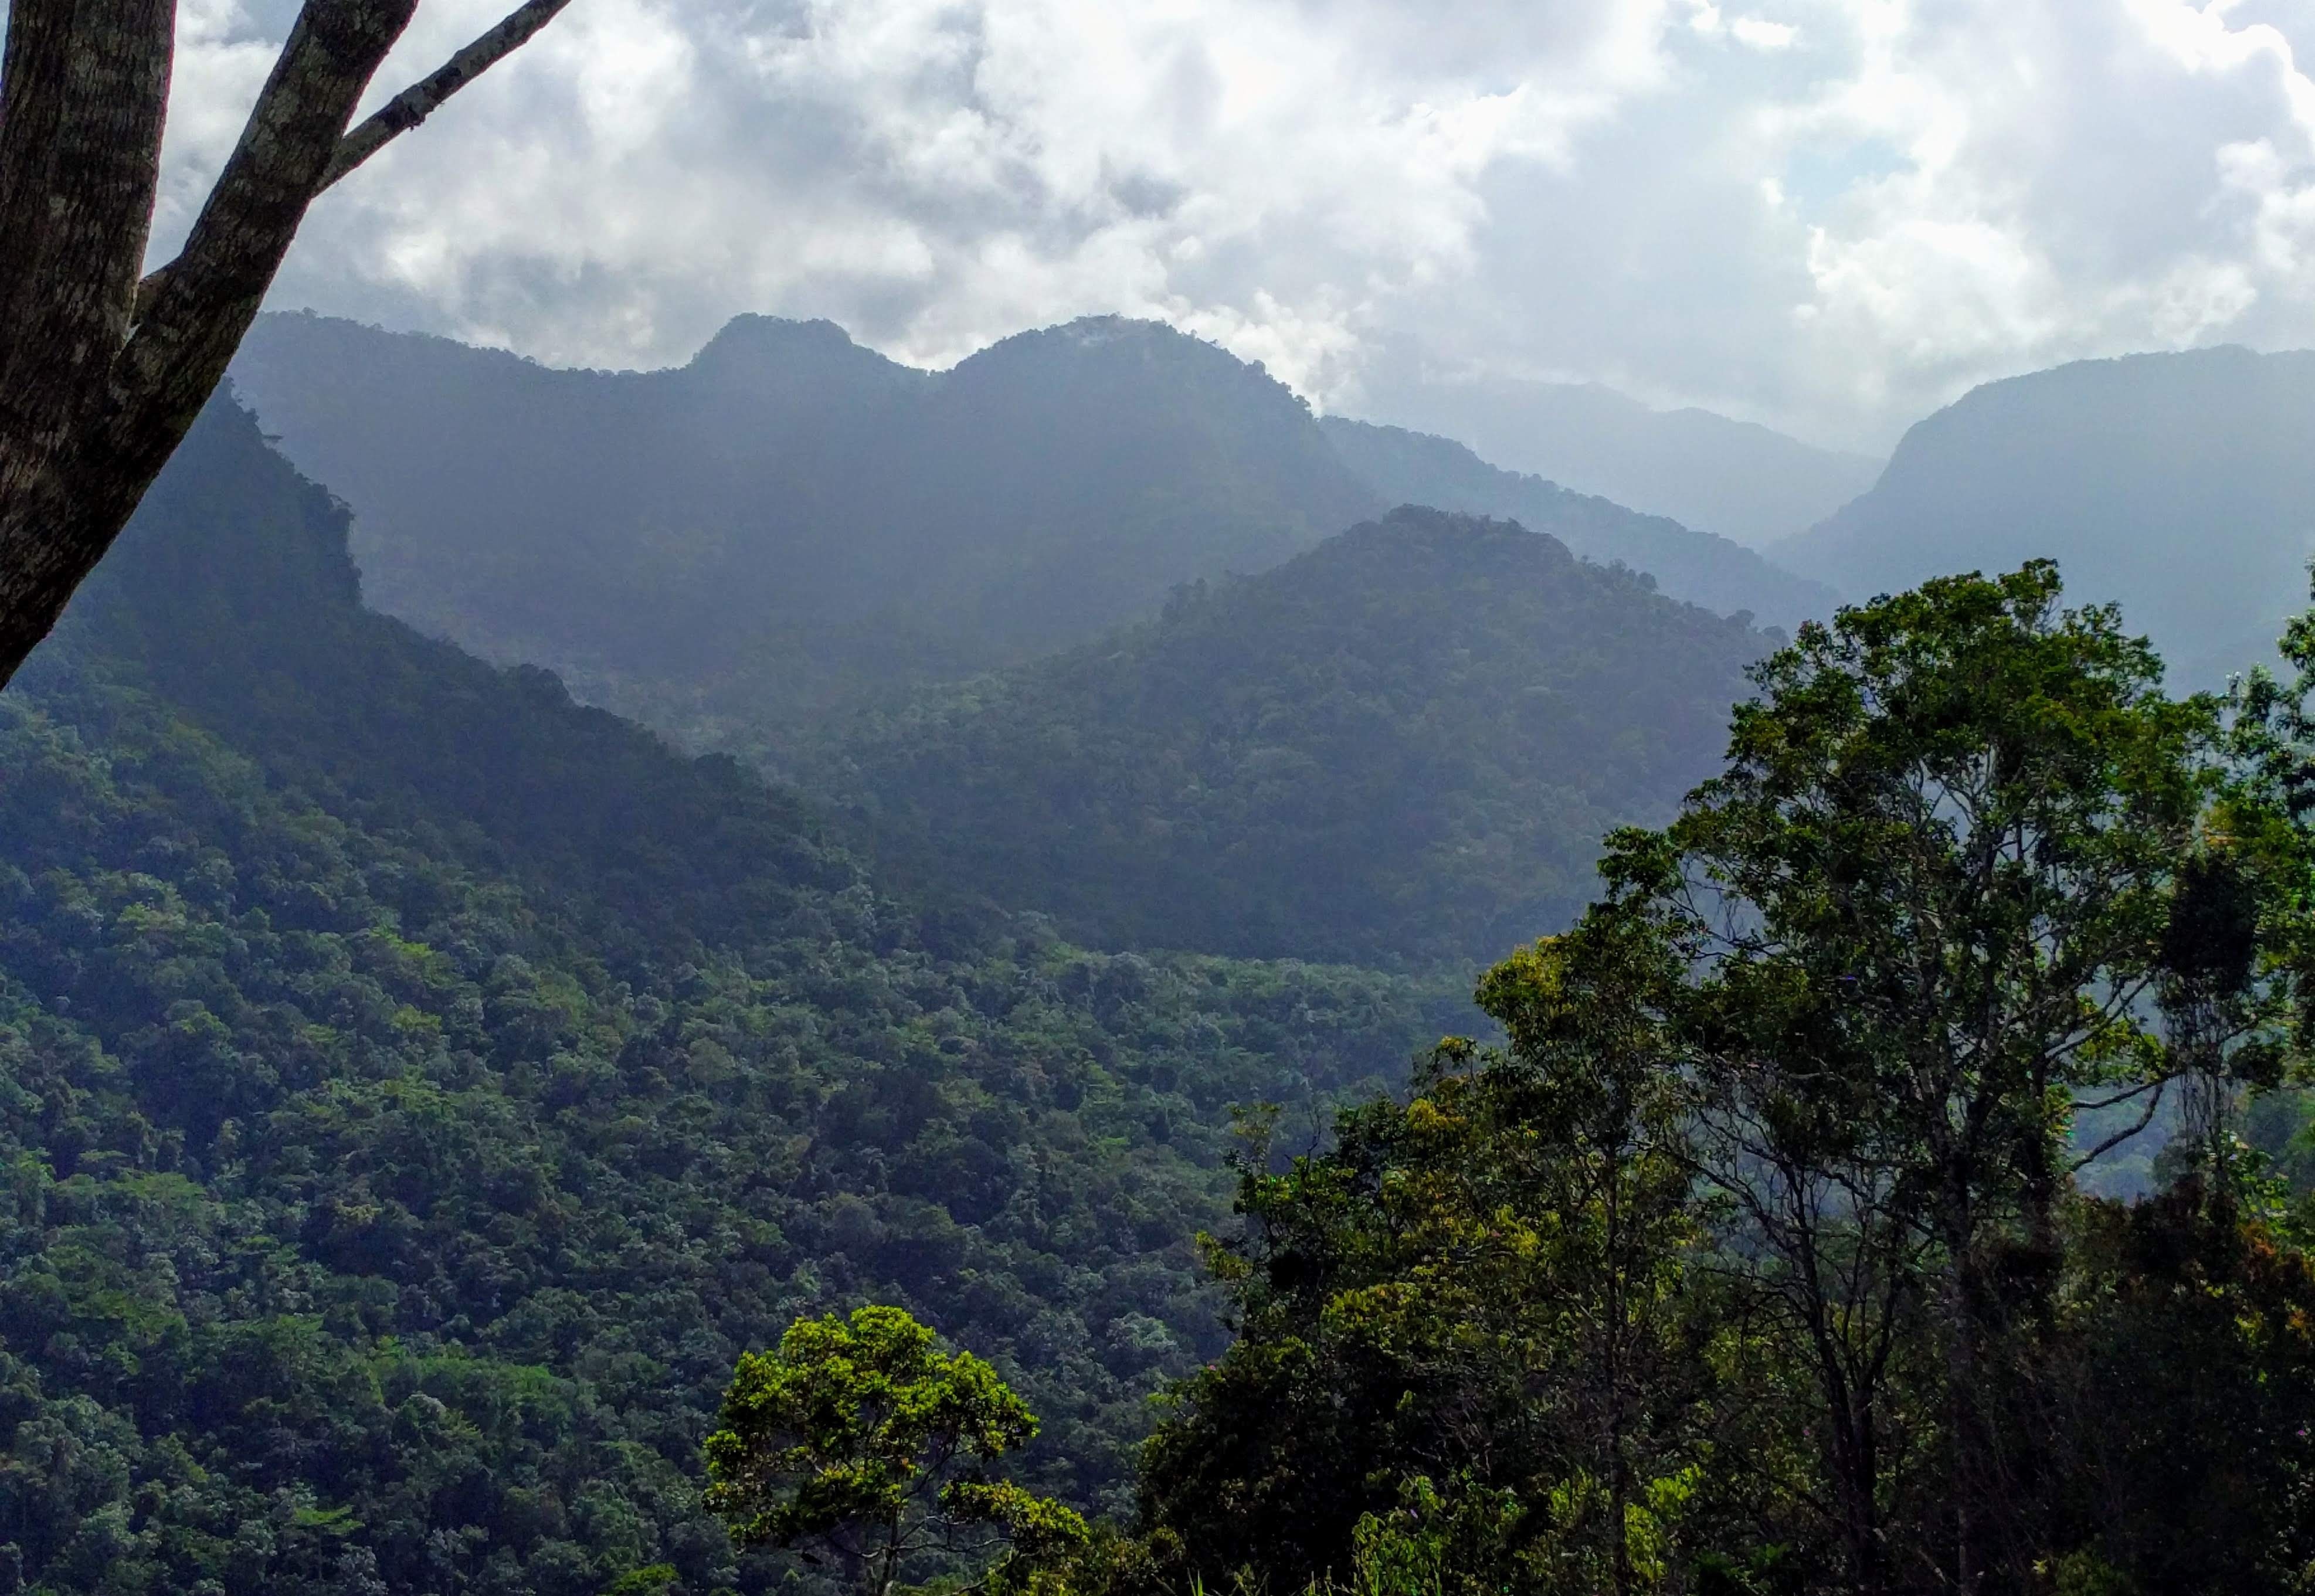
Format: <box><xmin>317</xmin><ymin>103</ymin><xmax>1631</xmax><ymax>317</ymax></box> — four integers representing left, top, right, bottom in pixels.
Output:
<box><xmin>148</xmin><ymin>0</ymin><xmax>2315</xmax><ymax>451</ymax></box>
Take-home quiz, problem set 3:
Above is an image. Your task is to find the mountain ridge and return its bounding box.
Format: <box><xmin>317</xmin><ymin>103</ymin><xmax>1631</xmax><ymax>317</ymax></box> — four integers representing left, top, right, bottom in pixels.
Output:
<box><xmin>232</xmin><ymin>313</ymin><xmax>1839</xmax><ymax>748</ymax></box>
<box><xmin>800</xmin><ymin>504</ymin><xmax>1773</xmax><ymax>969</ymax></box>
<box><xmin>229</xmin><ymin>311</ymin><xmax>1381</xmax><ymax>735</ymax></box>
<box><xmin>1319</xmin><ymin>415</ymin><xmax>1835</xmax><ymax>632</ymax></box>
<box><xmin>1773</xmin><ymin>344</ymin><xmax>2315</xmax><ymax>685</ymax></box>
<box><xmin>1357</xmin><ymin>373</ymin><xmax>1883</xmax><ymax>546</ymax></box>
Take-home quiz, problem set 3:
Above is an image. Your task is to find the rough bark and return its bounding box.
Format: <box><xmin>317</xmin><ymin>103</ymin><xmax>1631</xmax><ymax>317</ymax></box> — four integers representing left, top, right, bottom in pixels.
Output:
<box><xmin>0</xmin><ymin>0</ymin><xmax>578</xmax><ymax>687</ymax></box>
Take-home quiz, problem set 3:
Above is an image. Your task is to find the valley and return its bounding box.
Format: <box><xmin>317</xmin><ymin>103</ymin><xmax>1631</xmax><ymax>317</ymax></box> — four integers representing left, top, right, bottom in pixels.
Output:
<box><xmin>6</xmin><ymin>310</ymin><xmax>2315</xmax><ymax>1595</ymax></box>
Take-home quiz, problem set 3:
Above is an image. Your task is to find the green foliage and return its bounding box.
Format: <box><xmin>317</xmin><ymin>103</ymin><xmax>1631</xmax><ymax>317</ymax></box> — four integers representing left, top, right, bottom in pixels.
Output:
<box><xmin>1142</xmin><ymin>927</ymin><xmax>1718</xmax><ymax>1595</ymax></box>
<box><xmin>2036</xmin><ymin>1188</ymin><xmax>2315</xmax><ymax>1592</ymax></box>
<box><xmin>807</xmin><ymin>506</ymin><xmax>1771</xmax><ymax>969</ymax></box>
<box><xmin>23</xmin><ymin>379</ymin><xmax>2315</xmax><ymax>1596</ymax></box>
<box><xmin>1570</xmin><ymin>561</ymin><xmax>2313</xmax><ymax>1587</ymax></box>
<box><xmin>704</xmin><ymin>1306</ymin><xmax>1083</xmax><ymax>1594</ymax></box>
<box><xmin>1136</xmin><ymin>562</ymin><xmax>2315</xmax><ymax>1596</ymax></box>
<box><xmin>0</xmin><ymin>400</ymin><xmax>1452</xmax><ymax>1595</ymax></box>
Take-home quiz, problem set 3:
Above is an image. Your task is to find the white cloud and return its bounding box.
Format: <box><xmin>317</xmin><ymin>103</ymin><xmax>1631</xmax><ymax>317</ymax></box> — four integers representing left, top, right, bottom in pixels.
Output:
<box><xmin>1731</xmin><ymin>16</ymin><xmax>1800</xmax><ymax>50</ymax></box>
<box><xmin>138</xmin><ymin>0</ymin><xmax>2315</xmax><ymax>449</ymax></box>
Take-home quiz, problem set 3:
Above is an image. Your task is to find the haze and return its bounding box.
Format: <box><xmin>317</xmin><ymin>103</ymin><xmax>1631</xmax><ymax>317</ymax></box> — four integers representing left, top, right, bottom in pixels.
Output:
<box><xmin>151</xmin><ymin>0</ymin><xmax>2315</xmax><ymax>454</ymax></box>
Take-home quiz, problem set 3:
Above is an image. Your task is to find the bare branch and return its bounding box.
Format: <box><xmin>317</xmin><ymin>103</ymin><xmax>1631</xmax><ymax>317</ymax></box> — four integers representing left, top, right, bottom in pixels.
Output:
<box><xmin>2069</xmin><ymin>1081</ymin><xmax>2167</xmax><ymax>1174</ymax></box>
<box><xmin>133</xmin><ymin>0</ymin><xmax>578</xmax><ymax>320</ymax></box>
<box><xmin>0</xmin><ymin>0</ymin><xmax>412</xmax><ymax>686</ymax></box>
<box><xmin>0</xmin><ymin>0</ymin><xmax>581</xmax><ymax>691</ymax></box>
<box><xmin>323</xmin><ymin>0</ymin><xmax>575</xmax><ymax>188</ymax></box>
<box><xmin>0</xmin><ymin>0</ymin><xmax>178</xmax><ymax>682</ymax></box>
<box><xmin>0</xmin><ymin>0</ymin><xmax>83</xmax><ymax>287</ymax></box>
<box><xmin>117</xmin><ymin>0</ymin><xmax>422</xmax><ymax>431</ymax></box>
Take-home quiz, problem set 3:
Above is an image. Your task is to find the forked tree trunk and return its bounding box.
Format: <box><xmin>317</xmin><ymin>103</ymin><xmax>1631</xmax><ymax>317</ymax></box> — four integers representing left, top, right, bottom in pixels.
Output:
<box><xmin>0</xmin><ymin>0</ymin><xmax>576</xmax><ymax>687</ymax></box>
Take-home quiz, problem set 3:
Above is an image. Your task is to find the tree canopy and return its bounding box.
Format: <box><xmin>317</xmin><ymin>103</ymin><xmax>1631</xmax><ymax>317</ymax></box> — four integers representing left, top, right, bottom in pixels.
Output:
<box><xmin>0</xmin><ymin>399</ymin><xmax>1451</xmax><ymax>1594</ymax></box>
<box><xmin>705</xmin><ymin>1306</ymin><xmax>1085</xmax><ymax>1595</ymax></box>
<box><xmin>805</xmin><ymin>506</ymin><xmax>1773</xmax><ymax>969</ymax></box>
<box><xmin>1131</xmin><ymin>562</ymin><xmax>2315</xmax><ymax>1596</ymax></box>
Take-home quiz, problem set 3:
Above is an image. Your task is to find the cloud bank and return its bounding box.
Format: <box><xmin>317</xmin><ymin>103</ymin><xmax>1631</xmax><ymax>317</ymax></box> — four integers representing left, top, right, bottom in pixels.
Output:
<box><xmin>149</xmin><ymin>0</ymin><xmax>2315</xmax><ymax>449</ymax></box>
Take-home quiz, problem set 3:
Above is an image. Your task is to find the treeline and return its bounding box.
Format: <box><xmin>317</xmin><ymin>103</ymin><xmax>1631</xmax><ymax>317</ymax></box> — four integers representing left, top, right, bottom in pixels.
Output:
<box><xmin>728</xmin><ymin>564</ymin><xmax>2315</xmax><ymax>1596</ymax></box>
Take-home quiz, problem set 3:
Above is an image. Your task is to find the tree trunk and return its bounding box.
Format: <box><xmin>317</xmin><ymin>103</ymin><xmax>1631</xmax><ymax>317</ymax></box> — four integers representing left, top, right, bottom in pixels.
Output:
<box><xmin>0</xmin><ymin>0</ymin><xmax>575</xmax><ymax>688</ymax></box>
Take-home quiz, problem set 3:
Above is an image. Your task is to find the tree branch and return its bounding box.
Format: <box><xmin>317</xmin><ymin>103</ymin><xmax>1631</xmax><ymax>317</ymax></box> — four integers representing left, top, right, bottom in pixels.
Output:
<box><xmin>133</xmin><ymin>0</ymin><xmax>577</xmax><ymax>318</ymax></box>
<box><xmin>0</xmin><ymin>0</ymin><xmax>178</xmax><ymax>683</ymax></box>
<box><xmin>0</xmin><ymin>0</ymin><xmax>175</xmax><ymax>409</ymax></box>
<box><xmin>0</xmin><ymin>0</ymin><xmax>413</xmax><ymax>685</ymax></box>
<box><xmin>323</xmin><ymin>0</ymin><xmax>575</xmax><ymax>188</ymax></box>
<box><xmin>0</xmin><ymin>0</ymin><xmax>582</xmax><ymax>691</ymax></box>
<box><xmin>0</xmin><ymin>0</ymin><xmax>83</xmax><ymax>300</ymax></box>
<box><xmin>115</xmin><ymin>0</ymin><xmax>422</xmax><ymax>436</ymax></box>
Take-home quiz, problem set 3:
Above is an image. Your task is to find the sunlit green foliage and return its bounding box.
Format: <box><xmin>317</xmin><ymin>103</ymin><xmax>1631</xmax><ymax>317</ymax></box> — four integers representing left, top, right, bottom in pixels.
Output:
<box><xmin>1126</xmin><ymin>563</ymin><xmax>2315</xmax><ymax>1596</ymax></box>
<box><xmin>705</xmin><ymin>1306</ymin><xmax>1084</xmax><ymax>1594</ymax></box>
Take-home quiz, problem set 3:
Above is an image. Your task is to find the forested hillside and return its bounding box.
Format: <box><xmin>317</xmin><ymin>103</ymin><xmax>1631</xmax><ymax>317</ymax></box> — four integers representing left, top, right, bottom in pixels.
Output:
<box><xmin>1774</xmin><ymin>345</ymin><xmax>2315</xmax><ymax>685</ymax></box>
<box><xmin>228</xmin><ymin>314</ymin><xmax>1381</xmax><ymax>736</ymax></box>
<box><xmin>1321</xmin><ymin>417</ymin><xmax>1834</xmax><ymax>630</ymax></box>
<box><xmin>0</xmin><ymin>400</ymin><xmax>1455</xmax><ymax>1595</ymax></box>
<box><xmin>801</xmin><ymin>507</ymin><xmax>1772</xmax><ymax>968</ymax></box>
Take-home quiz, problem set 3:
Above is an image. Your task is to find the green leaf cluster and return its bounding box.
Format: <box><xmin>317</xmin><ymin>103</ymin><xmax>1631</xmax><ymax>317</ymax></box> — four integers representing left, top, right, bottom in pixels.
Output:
<box><xmin>704</xmin><ymin>1306</ymin><xmax>1083</xmax><ymax>1595</ymax></box>
<box><xmin>1129</xmin><ymin>562</ymin><xmax>2315</xmax><ymax>1596</ymax></box>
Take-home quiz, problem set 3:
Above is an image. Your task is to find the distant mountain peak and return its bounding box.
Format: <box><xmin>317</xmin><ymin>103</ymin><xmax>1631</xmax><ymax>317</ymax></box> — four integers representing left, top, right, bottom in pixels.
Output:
<box><xmin>685</xmin><ymin>313</ymin><xmax>914</xmax><ymax>388</ymax></box>
<box><xmin>963</xmin><ymin>315</ymin><xmax>1296</xmax><ymax>392</ymax></box>
<box><xmin>1353</xmin><ymin>373</ymin><xmax>1883</xmax><ymax>547</ymax></box>
<box><xmin>1772</xmin><ymin>343</ymin><xmax>2315</xmax><ymax>687</ymax></box>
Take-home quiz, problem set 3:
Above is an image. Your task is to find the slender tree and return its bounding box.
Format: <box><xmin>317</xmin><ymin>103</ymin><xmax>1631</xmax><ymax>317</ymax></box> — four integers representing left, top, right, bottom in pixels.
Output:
<box><xmin>1604</xmin><ymin>562</ymin><xmax>2232</xmax><ymax>1590</ymax></box>
<box><xmin>0</xmin><ymin>0</ymin><xmax>577</xmax><ymax>686</ymax></box>
<box><xmin>1141</xmin><ymin>925</ymin><xmax>1717</xmax><ymax>1595</ymax></box>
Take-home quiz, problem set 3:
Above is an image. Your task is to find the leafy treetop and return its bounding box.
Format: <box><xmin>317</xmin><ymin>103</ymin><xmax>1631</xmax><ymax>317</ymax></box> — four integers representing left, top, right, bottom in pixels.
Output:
<box><xmin>706</xmin><ymin>1306</ymin><xmax>1087</xmax><ymax>1596</ymax></box>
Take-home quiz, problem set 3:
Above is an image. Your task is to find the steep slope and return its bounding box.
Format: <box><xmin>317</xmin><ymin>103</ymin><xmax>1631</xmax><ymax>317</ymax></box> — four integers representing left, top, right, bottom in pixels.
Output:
<box><xmin>1774</xmin><ymin>346</ymin><xmax>2315</xmax><ymax>685</ymax></box>
<box><xmin>229</xmin><ymin>313</ymin><xmax>1381</xmax><ymax>736</ymax></box>
<box><xmin>1321</xmin><ymin>416</ymin><xmax>1835</xmax><ymax>631</ymax></box>
<box><xmin>804</xmin><ymin>507</ymin><xmax>1773</xmax><ymax>969</ymax></box>
<box><xmin>0</xmin><ymin>399</ymin><xmax>1449</xmax><ymax>1595</ymax></box>
<box><xmin>1360</xmin><ymin>376</ymin><xmax>1882</xmax><ymax>547</ymax></box>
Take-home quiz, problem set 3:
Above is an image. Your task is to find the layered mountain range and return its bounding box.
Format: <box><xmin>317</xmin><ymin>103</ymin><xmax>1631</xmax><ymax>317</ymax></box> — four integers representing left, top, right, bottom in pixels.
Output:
<box><xmin>229</xmin><ymin>313</ymin><xmax>1829</xmax><ymax>736</ymax></box>
<box><xmin>799</xmin><ymin>504</ymin><xmax>1774</xmax><ymax>968</ymax></box>
<box><xmin>8</xmin><ymin>298</ymin><xmax>2314</xmax><ymax>1594</ymax></box>
<box><xmin>0</xmin><ymin>397</ymin><xmax>1455</xmax><ymax>1593</ymax></box>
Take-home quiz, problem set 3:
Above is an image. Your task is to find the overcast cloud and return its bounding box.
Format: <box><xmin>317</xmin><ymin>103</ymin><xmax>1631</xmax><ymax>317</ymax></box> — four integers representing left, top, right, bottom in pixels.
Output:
<box><xmin>147</xmin><ymin>0</ymin><xmax>2315</xmax><ymax>450</ymax></box>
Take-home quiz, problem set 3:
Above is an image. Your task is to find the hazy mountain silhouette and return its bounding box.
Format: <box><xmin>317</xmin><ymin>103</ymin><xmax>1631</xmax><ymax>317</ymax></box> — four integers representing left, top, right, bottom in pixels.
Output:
<box><xmin>1320</xmin><ymin>416</ymin><xmax>1835</xmax><ymax>631</ymax></box>
<box><xmin>230</xmin><ymin>312</ymin><xmax>1381</xmax><ymax>734</ymax></box>
<box><xmin>805</xmin><ymin>505</ymin><xmax>1774</xmax><ymax>968</ymax></box>
<box><xmin>1358</xmin><ymin>376</ymin><xmax>1883</xmax><ymax>548</ymax></box>
<box><xmin>232</xmin><ymin>314</ymin><xmax>1825</xmax><ymax>743</ymax></box>
<box><xmin>1773</xmin><ymin>345</ymin><xmax>2315</xmax><ymax>685</ymax></box>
